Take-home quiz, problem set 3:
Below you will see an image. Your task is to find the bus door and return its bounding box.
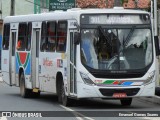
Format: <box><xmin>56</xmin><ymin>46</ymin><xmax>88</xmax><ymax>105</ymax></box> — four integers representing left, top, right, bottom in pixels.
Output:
<box><xmin>2</xmin><ymin>24</ymin><xmax>11</xmax><ymax>85</ymax></box>
<box><xmin>10</xmin><ymin>29</ymin><xmax>18</xmax><ymax>85</ymax></box>
<box><xmin>31</xmin><ymin>24</ymin><xmax>40</xmax><ymax>89</ymax></box>
<box><xmin>68</xmin><ymin>29</ymin><xmax>77</xmax><ymax>96</ymax></box>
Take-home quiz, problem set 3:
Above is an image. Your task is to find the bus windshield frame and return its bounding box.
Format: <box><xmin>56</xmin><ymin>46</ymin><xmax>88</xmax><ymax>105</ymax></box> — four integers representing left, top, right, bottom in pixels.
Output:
<box><xmin>80</xmin><ymin>13</ymin><xmax>153</xmax><ymax>75</ymax></box>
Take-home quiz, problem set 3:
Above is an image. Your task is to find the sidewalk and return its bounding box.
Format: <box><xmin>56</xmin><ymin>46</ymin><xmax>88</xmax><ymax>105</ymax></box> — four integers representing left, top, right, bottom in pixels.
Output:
<box><xmin>0</xmin><ymin>77</ymin><xmax>3</xmax><ymax>82</ymax></box>
<box><xmin>0</xmin><ymin>70</ymin><xmax>3</xmax><ymax>82</ymax></box>
<box><xmin>0</xmin><ymin>72</ymin><xmax>3</xmax><ymax>82</ymax></box>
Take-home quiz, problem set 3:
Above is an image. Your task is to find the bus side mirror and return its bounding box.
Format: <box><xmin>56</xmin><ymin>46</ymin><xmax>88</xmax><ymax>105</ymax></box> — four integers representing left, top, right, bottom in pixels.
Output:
<box><xmin>154</xmin><ymin>36</ymin><xmax>160</xmax><ymax>56</ymax></box>
<box><xmin>74</xmin><ymin>32</ymin><xmax>80</xmax><ymax>45</ymax></box>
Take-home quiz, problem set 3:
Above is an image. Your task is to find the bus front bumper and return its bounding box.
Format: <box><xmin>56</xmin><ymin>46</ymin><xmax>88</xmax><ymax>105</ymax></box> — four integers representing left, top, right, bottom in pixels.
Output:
<box><xmin>76</xmin><ymin>81</ymin><xmax>155</xmax><ymax>98</ymax></box>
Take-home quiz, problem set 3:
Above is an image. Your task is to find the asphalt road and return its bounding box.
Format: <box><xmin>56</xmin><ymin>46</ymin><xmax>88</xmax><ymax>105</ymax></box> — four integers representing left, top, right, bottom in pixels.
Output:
<box><xmin>0</xmin><ymin>81</ymin><xmax>160</xmax><ymax>120</ymax></box>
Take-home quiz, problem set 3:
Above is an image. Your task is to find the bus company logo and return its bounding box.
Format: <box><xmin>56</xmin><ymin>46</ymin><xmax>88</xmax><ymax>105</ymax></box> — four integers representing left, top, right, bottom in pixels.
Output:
<box><xmin>43</xmin><ymin>58</ymin><xmax>53</xmax><ymax>66</ymax></box>
<box><xmin>57</xmin><ymin>0</ymin><xmax>67</xmax><ymax>2</ymax></box>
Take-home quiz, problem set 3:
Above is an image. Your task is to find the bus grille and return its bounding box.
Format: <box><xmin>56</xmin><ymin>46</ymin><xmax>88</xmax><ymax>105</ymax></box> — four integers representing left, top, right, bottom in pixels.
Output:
<box><xmin>99</xmin><ymin>88</ymin><xmax>140</xmax><ymax>96</ymax></box>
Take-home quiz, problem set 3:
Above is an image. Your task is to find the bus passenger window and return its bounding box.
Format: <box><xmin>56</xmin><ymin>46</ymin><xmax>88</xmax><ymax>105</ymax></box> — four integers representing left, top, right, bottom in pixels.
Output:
<box><xmin>3</xmin><ymin>24</ymin><xmax>10</xmax><ymax>50</ymax></box>
<box><xmin>16</xmin><ymin>39</ymin><xmax>22</xmax><ymax>49</ymax></box>
<box><xmin>57</xmin><ymin>21</ymin><xmax>67</xmax><ymax>52</ymax></box>
<box><xmin>47</xmin><ymin>21</ymin><xmax>56</xmax><ymax>52</ymax></box>
<box><xmin>17</xmin><ymin>23</ymin><xmax>27</xmax><ymax>51</ymax></box>
<box><xmin>40</xmin><ymin>22</ymin><xmax>47</xmax><ymax>52</ymax></box>
<box><xmin>26</xmin><ymin>22</ymin><xmax>32</xmax><ymax>51</ymax></box>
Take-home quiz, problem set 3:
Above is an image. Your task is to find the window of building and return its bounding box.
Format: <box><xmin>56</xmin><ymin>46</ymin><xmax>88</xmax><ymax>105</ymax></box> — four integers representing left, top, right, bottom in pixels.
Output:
<box><xmin>57</xmin><ymin>21</ymin><xmax>67</xmax><ymax>52</ymax></box>
<box><xmin>17</xmin><ymin>23</ymin><xmax>27</xmax><ymax>51</ymax></box>
<box><xmin>3</xmin><ymin>24</ymin><xmax>10</xmax><ymax>50</ymax></box>
<box><xmin>26</xmin><ymin>22</ymin><xmax>32</xmax><ymax>51</ymax></box>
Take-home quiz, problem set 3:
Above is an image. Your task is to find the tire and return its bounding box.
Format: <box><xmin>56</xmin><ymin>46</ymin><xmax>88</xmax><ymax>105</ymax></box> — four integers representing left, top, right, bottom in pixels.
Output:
<box><xmin>58</xmin><ymin>78</ymin><xmax>73</xmax><ymax>106</ymax></box>
<box><xmin>120</xmin><ymin>98</ymin><xmax>132</xmax><ymax>106</ymax></box>
<box><xmin>20</xmin><ymin>73</ymin><xmax>32</xmax><ymax>98</ymax></box>
<box><xmin>32</xmin><ymin>91</ymin><xmax>40</xmax><ymax>98</ymax></box>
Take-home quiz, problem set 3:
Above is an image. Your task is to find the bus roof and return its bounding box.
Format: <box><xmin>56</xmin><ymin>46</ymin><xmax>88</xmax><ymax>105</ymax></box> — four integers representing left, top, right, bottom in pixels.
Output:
<box><xmin>4</xmin><ymin>8</ymin><xmax>149</xmax><ymax>23</ymax></box>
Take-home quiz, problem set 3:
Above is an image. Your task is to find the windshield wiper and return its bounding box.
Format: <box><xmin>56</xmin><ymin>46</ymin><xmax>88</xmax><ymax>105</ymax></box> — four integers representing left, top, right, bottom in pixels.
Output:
<box><xmin>97</xmin><ymin>26</ymin><xmax>112</xmax><ymax>47</ymax></box>
<box><xmin>124</xmin><ymin>26</ymin><xmax>136</xmax><ymax>46</ymax></box>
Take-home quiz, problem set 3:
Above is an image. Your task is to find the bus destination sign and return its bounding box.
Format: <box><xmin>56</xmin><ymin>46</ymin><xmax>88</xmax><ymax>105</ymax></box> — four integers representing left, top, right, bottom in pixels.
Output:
<box><xmin>81</xmin><ymin>14</ymin><xmax>150</xmax><ymax>25</ymax></box>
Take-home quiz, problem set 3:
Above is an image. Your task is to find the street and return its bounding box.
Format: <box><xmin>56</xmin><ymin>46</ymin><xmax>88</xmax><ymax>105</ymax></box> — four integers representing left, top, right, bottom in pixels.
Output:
<box><xmin>0</xmin><ymin>81</ymin><xmax>160</xmax><ymax>120</ymax></box>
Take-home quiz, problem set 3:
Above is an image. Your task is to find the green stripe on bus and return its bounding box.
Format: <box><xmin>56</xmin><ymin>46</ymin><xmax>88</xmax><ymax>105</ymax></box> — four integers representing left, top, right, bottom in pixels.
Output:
<box><xmin>17</xmin><ymin>52</ymin><xmax>22</xmax><ymax>66</ymax></box>
<box><xmin>103</xmin><ymin>80</ymin><xmax>115</xmax><ymax>84</ymax></box>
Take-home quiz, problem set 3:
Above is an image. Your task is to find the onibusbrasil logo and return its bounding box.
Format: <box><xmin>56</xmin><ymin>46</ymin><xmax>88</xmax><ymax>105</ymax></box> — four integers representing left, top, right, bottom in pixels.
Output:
<box><xmin>57</xmin><ymin>0</ymin><xmax>67</xmax><ymax>2</ymax></box>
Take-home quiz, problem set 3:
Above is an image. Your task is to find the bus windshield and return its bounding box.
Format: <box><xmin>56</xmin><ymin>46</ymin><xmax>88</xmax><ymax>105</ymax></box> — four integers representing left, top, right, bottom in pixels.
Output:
<box><xmin>80</xmin><ymin>26</ymin><xmax>152</xmax><ymax>70</ymax></box>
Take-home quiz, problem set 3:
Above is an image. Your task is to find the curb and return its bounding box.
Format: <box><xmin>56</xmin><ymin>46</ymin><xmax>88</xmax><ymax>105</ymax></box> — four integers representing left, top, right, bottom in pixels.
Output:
<box><xmin>0</xmin><ymin>77</ymin><xmax>3</xmax><ymax>82</ymax></box>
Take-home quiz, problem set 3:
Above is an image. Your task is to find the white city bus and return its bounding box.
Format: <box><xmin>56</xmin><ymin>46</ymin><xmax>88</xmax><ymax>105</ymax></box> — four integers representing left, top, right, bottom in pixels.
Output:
<box><xmin>1</xmin><ymin>8</ymin><xmax>160</xmax><ymax>106</ymax></box>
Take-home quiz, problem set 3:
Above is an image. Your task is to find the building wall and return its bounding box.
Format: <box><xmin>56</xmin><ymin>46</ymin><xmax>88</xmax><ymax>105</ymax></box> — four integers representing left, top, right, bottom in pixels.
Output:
<box><xmin>15</xmin><ymin>0</ymin><xmax>34</xmax><ymax>16</ymax></box>
<box><xmin>1</xmin><ymin>0</ymin><xmax>49</xmax><ymax>19</ymax></box>
<box><xmin>1</xmin><ymin>0</ymin><xmax>10</xmax><ymax>19</ymax></box>
<box><xmin>34</xmin><ymin>0</ymin><xmax>49</xmax><ymax>14</ymax></box>
<box><xmin>77</xmin><ymin>0</ymin><xmax>150</xmax><ymax>8</ymax></box>
<box><xmin>1</xmin><ymin>0</ymin><xmax>34</xmax><ymax>19</ymax></box>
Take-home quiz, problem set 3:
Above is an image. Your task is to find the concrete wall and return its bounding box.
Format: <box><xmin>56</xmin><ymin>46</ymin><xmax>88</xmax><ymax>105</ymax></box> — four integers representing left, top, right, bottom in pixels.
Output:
<box><xmin>15</xmin><ymin>0</ymin><xmax>34</xmax><ymax>16</ymax></box>
<box><xmin>1</xmin><ymin>0</ymin><xmax>34</xmax><ymax>19</ymax></box>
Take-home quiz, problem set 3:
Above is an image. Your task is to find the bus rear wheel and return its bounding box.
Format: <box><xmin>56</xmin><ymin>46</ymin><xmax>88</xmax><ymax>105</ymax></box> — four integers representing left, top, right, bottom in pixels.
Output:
<box><xmin>120</xmin><ymin>98</ymin><xmax>132</xmax><ymax>106</ymax></box>
<box><xmin>20</xmin><ymin>72</ymin><xmax>32</xmax><ymax>98</ymax></box>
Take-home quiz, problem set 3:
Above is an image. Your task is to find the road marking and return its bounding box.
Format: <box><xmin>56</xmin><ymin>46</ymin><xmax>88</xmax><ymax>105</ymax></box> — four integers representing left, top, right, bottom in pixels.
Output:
<box><xmin>0</xmin><ymin>117</ymin><xmax>7</xmax><ymax>120</ymax></box>
<box><xmin>60</xmin><ymin>105</ymin><xmax>94</xmax><ymax>120</ymax></box>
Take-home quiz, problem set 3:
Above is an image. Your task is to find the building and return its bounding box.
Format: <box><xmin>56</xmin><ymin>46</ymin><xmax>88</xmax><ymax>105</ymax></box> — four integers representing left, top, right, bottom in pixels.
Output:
<box><xmin>77</xmin><ymin>0</ymin><xmax>150</xmax><ymax>8</ymax></box>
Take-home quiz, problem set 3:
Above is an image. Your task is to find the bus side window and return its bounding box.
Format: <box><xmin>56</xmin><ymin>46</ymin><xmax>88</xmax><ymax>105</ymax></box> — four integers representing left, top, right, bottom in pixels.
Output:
<box><xmin>40</xmin><ymin>21</ymin><xmax>47</xmax><ymax>52</ymax></box>
<box><xmin>3</xmin><ymin>24</ymin><xmax>10</xmax><ymax>50</ymax></box>
<box><xmin>57</xmin><ymin>21</ymin><xmax>67</xmax><ymax>52</ymax></box>
<box><xmin>26</xmin><ymin>22</ymin><xmax>32</xmax><ymax>51</ymax></box>
<box><xmin>47</xmin><ymin>21</ymin><xmax>56</xmax><ymax>52</ymax></box>
<box><xmin>17</xmin><ymin>23</ymin><xmax>27</xmax><ymax>51</ymax></box>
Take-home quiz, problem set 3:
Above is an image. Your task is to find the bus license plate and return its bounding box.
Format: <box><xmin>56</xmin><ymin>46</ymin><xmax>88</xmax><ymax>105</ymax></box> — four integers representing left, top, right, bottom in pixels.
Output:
<box><xmin>113</xmin><ymin>93</ymin><xmax>127</xmax><ymax>98</ymax></box>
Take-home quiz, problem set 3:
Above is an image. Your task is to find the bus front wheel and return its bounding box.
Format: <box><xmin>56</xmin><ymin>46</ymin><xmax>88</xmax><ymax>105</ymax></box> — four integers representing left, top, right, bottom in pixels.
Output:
<box><xmin>120</xmin><ymin>98</ymin><xmax>132</xmax><ymax>106</ymax></box>
<box><xmin>59</xmin><ymin>80</ymin><xmax>72</xmax><ymax>106</ymax></box>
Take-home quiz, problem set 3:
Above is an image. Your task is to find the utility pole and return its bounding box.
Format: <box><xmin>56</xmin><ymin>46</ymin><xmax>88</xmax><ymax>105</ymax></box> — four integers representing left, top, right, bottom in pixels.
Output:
<box><xmin>10</xmin><ymin>0</ymin><xmax>15</xmax><ymax>16</ymax></box>
<box><xmin>114</xmin><ymin>0</ymin><xmax>122</xmax><ymax>7</ymax></box>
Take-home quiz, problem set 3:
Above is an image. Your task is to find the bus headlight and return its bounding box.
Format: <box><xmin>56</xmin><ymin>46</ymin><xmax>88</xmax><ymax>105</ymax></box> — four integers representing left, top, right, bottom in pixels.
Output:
<box><xmin>143</xmin><ymin>71</ymin><xmax>155</xmax><ymax>85</ymax></box>
<box><xmin>80</xmin><ymin>72</ymin><xmax>95</xmax><ymax>85</ymax></box>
